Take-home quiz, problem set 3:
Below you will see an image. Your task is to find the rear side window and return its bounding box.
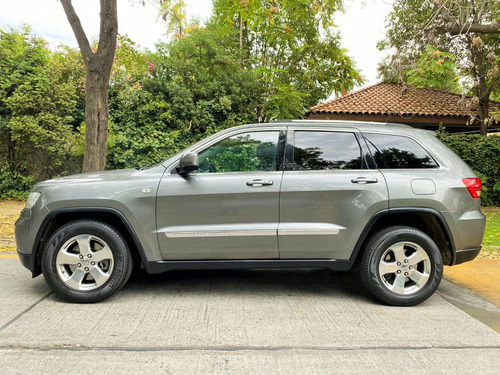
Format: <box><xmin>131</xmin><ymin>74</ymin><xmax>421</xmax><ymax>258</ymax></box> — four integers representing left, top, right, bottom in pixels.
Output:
<box><xmin>292</xmin><ymin>131</ymin><xmax>362</xmax><ymax>170</ymax></box>
<box><xmin>363</xmin><ymin>133</ymin><xmax>438</xmax><ymax>169</ymax></box>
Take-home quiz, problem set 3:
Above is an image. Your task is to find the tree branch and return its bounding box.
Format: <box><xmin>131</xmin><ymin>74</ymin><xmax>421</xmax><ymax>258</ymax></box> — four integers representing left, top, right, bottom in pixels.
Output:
<box><xmin>60</xmin><ymin>0</ymin><xmax>93</xmax><ymax>63</ymax></box>
<box><xmin>434</xmin><ymin>0</ymin><xmax>500</xmax><ymax>35</ymax></box>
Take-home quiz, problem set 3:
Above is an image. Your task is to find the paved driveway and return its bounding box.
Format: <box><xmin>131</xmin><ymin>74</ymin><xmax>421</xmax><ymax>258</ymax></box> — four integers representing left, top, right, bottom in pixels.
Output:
<box><xmin>0</xmin><ymin>257</ymin><xmax>499</xmax><ymax>374</ymax></box>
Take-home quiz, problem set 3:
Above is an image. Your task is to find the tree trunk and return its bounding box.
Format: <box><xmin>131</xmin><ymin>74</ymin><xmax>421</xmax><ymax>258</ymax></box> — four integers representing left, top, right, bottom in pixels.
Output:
<box><xmin>239</xmin><ymin>11</ymin><xmax>243</xmax><ymax>69</ymax></box>
<box><xmin>470</xmin><ymin>39</ymin><xmax>489</xmax><ymax>136</ymax></box>
<box><xmin>477</xmin><ymin>93</ymin><xmax>488</xmax><ymax>136</ymax></box>
<box><xmin>61</xmin><ymin>0</ymin><xmax>117</xmax><ymax>172</ymax></box>
<box><xmin>83</xmin><ymin>70</ymin><xmax>110</xmax><ymax>172</ymax></box>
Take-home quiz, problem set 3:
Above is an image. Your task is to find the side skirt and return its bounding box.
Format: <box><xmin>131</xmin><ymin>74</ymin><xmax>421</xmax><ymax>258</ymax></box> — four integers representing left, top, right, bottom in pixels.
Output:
<box><xmin>145</xmin><ymin>259</ymin><xmax>354</xmax><ymax>274</ymax></box>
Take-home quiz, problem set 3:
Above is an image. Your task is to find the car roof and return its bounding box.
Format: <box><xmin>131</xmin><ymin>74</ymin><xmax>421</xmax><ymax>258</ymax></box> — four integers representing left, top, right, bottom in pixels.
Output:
<box><xmin>274</xmin><ymin>119</ymin><xmax>412</xmax><ymax>131</ymax></box>
<box><xmin>227</xmin><ymin>120</ymin><xmax>429</xmax><ymax>137</ymax></box>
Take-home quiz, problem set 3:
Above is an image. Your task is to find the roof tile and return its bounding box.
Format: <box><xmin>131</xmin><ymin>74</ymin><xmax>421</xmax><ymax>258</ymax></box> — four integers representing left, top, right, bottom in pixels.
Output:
<box><xmin>310</xmin><ymin>82</ymin><xmax>498</xmax><ymax>118</ymax></box>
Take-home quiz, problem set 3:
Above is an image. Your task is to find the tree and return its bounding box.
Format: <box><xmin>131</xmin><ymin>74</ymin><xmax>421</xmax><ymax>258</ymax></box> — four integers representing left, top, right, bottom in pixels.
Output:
<box><xmin>211</xmin><ymin>0</ymin><xmax>362</xmax><ymax>121</ymax></box>
<box><xmin>107</xmin><ymin>28</ymin><xmax>264</xmax><ymax>169</ymax></box>
<box><xmin>60</xmin><ymin>0</ymin><xmax>118</xmax><ymax>171</ymax></box>
<box><xmin>0</xmin><ymin>27</ymin><xmax>83</xmax><ymax>198</ymax></box>
<box><xmin>379</xmin><ymin>0</ymin><xmax>500</xmax><ymax>135</ymax></box>
<box><xmin>405</xmin><ymin>45</ymin><xmax>461</xmax><ymax>92</ymax></box>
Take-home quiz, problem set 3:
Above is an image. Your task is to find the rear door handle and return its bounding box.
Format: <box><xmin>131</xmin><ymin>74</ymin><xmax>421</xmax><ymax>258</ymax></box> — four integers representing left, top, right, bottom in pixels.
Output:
<box><xmin>351</xmin><ymin>177</ymin><xmax>378</xmax><ymax>184</ymax></box>
<box><xmin>246</xmin><ymin>179</ymin><xmax>274</xmax><ymax>187</ymax></box>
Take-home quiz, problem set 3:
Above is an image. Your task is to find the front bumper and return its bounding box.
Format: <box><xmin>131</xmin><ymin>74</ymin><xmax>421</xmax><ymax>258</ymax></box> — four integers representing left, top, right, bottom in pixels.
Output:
<box><xmin>15</xmin><ymin>204</ymin><xmax>50</xmax><ymax>278</ymax></box>
<box><xmin>17</xmin><ymin>250</ymin><xmax>39</xmax><ymax>277</ymax></box>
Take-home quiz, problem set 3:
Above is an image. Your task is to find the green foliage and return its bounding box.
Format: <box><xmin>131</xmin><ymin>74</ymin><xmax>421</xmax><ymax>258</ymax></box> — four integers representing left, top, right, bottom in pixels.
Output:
<box><xmin>112</xmin><ymin>34</ymin><xmax>151</xmax><ymax>83</ymax></box>
<box><xmin>211</xmin><ymin>0</ymin><xmax>362</xmax><ymax>121</ymax></box>
<box><xmin>0</xmin><ymin>27</ymin><xmax>83</xmax><ymax>198</ymax></box>
<box><xmin>405</xmin><ymin>45</ymin><xmax>461</xmax><ymax>92</ymax></box>
<box><xmin>379</xmin><ymin>0</ymin><xmax>500</xmax><ymax>133</ymax></box>
<box><xmin>108</xmin><ymin>27</ymin><xmax>263</xmax><ymax>169</ymax></box>
<box><xmin>158</xmin><ymin>27</ymin><xmax>263</xmax><ymax>134</ymax></box>
<box><xmin>0</xmin><ymin>165</ymin><xmax>34</xmax><ymax>200</ymax></box>
<box><xmin>1</xmin><ymin>2</ymin><xmax>363</xmax><ymax>191</ymax></box>
<box><xmin>378</xmin><ymin>0</ymin><xmax>441</xmax><ymax>83</ymax></box>
<box><xmin>439</xmin><ymin>132</ymin><xmax>500</xmax><ymax>206</ymax></box>
<box><xmin>159</xmin><ymin>0</ymin><xmax>188</xmax><ymax>38</ymax></box>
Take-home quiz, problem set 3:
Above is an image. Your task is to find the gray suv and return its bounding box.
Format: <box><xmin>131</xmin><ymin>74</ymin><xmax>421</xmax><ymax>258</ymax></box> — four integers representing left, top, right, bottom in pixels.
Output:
<box><xmin>15</xmin><ymin>120</ymin><xmax>485</xmax><ymax>306</ymax></box>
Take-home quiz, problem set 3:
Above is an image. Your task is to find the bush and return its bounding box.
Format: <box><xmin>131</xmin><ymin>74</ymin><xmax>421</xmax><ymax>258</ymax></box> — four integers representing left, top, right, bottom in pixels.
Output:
<box><xmin>440</xmin><ymin>133</ymin><xmax>500</xmax><ymax>206</ymax></box>
<box><xmin>0</xmin><ymin>165</ymin><xmax>35</xmax><ymax>200</ymax></box>
<box><xmin>0</xmin><ymin>27</ymin><xmax>84</xmax><ymax>199</ymax></box>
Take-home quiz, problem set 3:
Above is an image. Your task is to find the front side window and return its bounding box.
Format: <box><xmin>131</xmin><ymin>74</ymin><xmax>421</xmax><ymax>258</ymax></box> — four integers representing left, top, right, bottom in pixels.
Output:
<box><xmin>363</xmin><ymin>133</ymin><xmax>438</xmax><ymax>169</ymax></box>
<box><xmin>292</xmin><ymin>131</ymin><xmax>362</xmax><ymax>170</ymax></box>
<box><xmin>197</xmin><ymin>131</ymin><xmax>280</xmax><ymax>173</ymax></box>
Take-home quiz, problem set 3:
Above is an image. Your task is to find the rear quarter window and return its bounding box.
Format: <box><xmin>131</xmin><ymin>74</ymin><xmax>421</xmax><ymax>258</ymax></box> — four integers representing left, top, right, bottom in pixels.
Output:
<box><xmin>363</xmin><ymin>133</ymin><xmax>438</xmax><ymax>169</ymax></box>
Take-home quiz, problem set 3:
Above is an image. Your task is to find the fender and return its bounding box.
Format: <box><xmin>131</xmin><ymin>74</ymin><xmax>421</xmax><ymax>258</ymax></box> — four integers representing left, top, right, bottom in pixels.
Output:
<box><xmin>32</xmin><ymin>207</ymin><xmax>151</xmax><ymax>275</ymax></box>
<box><xmin>350</xmin><ymin>207</ymin><xmax>456</xmax><ymax>264</ymax></box>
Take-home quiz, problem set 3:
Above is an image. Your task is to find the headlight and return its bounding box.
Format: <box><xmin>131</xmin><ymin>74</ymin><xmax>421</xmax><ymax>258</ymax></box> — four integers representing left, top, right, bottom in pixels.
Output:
<box><xmin>25</xmin><ymin>192</ymin><xmax>41</xmax><ymax>209</ymax></box>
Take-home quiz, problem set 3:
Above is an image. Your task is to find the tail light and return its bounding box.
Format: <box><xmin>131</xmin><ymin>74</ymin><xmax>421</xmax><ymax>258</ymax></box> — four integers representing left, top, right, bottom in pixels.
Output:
<box><xmin>462</xmin><ymin>178</ymin><xmax>482</xmax><ymax>199</ymax></box>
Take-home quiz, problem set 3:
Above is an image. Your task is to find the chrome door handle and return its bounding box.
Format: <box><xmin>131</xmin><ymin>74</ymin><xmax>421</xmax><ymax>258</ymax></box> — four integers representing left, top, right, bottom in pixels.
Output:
<box><xmin>351</xmin><ymin>177</ymin><xmax>378</xmax><ymax>184</ymax></box>
<box><xmin>246</xmin><ymin>179</ymin><xmax>274</xmax><ymax>187</ymax></box>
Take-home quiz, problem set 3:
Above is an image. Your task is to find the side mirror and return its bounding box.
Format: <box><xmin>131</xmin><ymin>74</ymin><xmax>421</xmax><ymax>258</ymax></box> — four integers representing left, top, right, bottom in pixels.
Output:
<box><xmin>176</xmin><ymin>152</ymin><xmax>199</xmax><ymax>176</ymax></box>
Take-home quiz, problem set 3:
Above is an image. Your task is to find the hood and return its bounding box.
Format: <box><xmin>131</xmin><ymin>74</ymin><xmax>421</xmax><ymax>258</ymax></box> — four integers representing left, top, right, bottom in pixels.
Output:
<box><xmin>37</xmin><ymin>168</ymin><xmax>137</xmax><ymax>187</ymax></box>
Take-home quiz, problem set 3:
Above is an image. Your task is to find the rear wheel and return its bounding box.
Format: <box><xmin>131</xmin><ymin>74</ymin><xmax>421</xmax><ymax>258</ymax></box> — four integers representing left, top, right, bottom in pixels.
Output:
<box><xmin>360</xmin><ymin>226</ymin><xmax>443</xmax><ymax>306</ymax></box>
<box><xmin>42</xmin><ymin>220</ymin><xmax>132</xmax><ymax>303</ymax></box>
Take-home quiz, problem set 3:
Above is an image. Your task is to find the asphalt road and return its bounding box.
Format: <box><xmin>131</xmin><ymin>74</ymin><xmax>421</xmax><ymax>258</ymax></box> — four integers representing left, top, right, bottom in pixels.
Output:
<box><xmin>1</xmin><ymin>257</ymin><xmax>499</xmax><ymax>374</ymax></box>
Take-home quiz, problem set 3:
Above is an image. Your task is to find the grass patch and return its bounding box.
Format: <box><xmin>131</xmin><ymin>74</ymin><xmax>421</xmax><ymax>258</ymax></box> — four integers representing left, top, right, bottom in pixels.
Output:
<box><xmin>480</xmin><ymin>208</ymin><xmax>500</xmax><ymax>259</ymax></box>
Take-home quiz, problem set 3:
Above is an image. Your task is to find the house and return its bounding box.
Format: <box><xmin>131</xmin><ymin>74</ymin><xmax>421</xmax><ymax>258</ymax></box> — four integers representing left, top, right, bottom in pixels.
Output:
<box><xmin>308</xmin><ymin>82</ymin><xmax>499</xmax><ymax>133</ymax></box>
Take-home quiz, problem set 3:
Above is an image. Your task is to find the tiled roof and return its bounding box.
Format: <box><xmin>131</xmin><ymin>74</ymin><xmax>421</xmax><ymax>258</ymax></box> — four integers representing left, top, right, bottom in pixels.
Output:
<box><xmin>310</xmin><ymin>82</ymin><xmax>498</xmax><ymax>119</ymax></box>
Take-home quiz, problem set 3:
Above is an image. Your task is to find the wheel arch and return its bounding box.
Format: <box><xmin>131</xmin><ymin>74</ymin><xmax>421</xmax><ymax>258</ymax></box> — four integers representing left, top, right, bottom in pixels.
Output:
<box><xmin>33</xmin><ymin>207</ymin><xmax>149</xmax><ymax>277</ymax></box>
<box><xmin>351</xmin><ymin>208</ymin><xmax>456</xmax><ymax>266</ymax></box>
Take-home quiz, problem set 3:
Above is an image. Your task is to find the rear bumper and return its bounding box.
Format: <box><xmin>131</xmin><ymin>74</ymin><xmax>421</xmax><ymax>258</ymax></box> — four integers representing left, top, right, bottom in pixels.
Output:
<box><xmin>453</xmin><ymin>246</ymin><xmax>481</xmax><ymax>265</ymax></box>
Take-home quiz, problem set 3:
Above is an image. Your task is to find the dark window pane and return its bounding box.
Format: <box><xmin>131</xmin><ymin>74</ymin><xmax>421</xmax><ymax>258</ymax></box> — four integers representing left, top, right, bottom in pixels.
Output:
<box><xmin>198</xmin><ymin>131</ymin><xmax>279</xmax><ymax>173</ymax></box>
<box><xmin>293</xmin><ymin>132</ymin><xmax>362</xmax><ymax>170</ymax></box>
<box><xmin>363</xmin><ymin>133</ymin><xmax>438</xmax><ymax>169</ymax></box>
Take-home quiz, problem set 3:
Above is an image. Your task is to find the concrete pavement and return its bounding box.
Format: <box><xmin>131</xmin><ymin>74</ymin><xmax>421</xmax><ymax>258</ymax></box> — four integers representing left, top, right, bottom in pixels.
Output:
<box><xmin>0</xmin><ymin>257</ymin><xmax>499</xmax><ymax>374</ymax></box>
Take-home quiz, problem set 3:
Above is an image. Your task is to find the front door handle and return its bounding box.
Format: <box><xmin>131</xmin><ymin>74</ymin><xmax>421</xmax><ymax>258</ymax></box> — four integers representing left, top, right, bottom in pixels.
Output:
<box><xmin>246</xmin><ymin>179</ymin><xmax>274</xmax><ymax>187</ymax></box>
<box><xmin>351</xmin><ymin>177</ymin><xmax>378</xmax><ymax>184</ymax></box>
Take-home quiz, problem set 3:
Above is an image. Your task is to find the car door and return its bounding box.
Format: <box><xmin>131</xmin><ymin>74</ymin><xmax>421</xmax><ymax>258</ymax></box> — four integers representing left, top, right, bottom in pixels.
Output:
<box><xmin>278</xmin><ymin>127</ymin><xmax>389</xmax><ymax>260</ymax></box>
<box><xmin>156</xmin><ymin>128</ymin><xmax>285</xmax><ymax>260</ymax></box>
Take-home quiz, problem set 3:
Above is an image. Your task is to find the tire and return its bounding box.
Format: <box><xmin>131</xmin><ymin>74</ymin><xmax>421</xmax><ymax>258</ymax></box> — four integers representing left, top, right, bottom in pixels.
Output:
<box><xmin>360</xmin><ymin>226</ymin><xmax>443</xmax><ymax>306</ymax></box>
<box><xmin>41</xmin><ymin>220</ymin><xmax>133</xmax><ymax>303</ymax></box>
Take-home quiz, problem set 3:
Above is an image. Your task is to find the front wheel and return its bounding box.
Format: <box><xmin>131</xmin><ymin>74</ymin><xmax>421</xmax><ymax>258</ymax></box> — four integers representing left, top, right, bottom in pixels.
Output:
<box><xmin>360</xmin><ymin>226</ymin><xmax>443</xmax><ymax>306</ymax></box>
<box><xmin>42</xmin><ymin>220</ymin><xmax>133</xmax><ymax>303</ymax></box>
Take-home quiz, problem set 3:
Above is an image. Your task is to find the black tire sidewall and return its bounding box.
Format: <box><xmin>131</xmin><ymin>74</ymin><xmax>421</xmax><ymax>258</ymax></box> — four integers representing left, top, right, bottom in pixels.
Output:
<box><xmin>361</xmin><ymin>226</ymin><xmax>443</xmax><ymax>306</ymax></box>
<box><xmin>42</xmin><ymin>220</ymin><xmax>132</xmax><ymax>303</ymax></box>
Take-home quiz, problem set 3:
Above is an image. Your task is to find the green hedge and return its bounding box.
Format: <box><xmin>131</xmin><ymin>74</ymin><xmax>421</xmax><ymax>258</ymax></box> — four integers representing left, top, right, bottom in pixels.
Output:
<box><xmin>440</xmin><ymin>133</ymin><xmax>500</xmax><ymax>206</ymax></box>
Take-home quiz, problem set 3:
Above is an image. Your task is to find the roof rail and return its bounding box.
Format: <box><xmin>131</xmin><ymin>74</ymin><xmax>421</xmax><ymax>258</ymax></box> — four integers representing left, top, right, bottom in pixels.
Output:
<box><xmin>272</xmin><ymin>119</ymin><xmax>412</xmax><ymax>128</ymax></box>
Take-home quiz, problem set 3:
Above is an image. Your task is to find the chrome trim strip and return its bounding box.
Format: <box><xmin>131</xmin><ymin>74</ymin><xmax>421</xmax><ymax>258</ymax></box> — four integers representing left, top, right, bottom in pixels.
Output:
<box><xmin>278</xmin><ymin>229</ymin><xmax>341</xmax><ymax>236</ymax></box>
<box><xmin>161</xmin><ymin>223</ymin><xmax>344</xmax><ymax>238</ymax></box>
<box><xmin>165</xmin><ymin>230</ymin><xmax>276</xmax><ymax>238</ymax></box>
<box><xmin>278</xmin><ymin>223</ymin><xmax>344</xmax><ymax>236</ymax></box>
<box><xmin>160</xmin><ymin>223</ymin><xmax>278</xmax><ymax>238</ymax></box>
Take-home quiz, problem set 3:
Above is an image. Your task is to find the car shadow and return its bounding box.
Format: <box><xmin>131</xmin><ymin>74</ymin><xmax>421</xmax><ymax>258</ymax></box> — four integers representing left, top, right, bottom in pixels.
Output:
<box><xmin>123</xmin><ymin>267</ymin><xmax>373</xmax><ymax>302</ymax></box>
